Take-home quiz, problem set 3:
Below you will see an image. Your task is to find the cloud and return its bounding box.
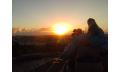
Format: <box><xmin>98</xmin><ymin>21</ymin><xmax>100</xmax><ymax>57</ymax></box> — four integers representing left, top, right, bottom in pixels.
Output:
<box><xmin>37</xmin><ymin>28</ymin><xmax>52</xmax><ymax>32</ymax></box>
<box><xmin>12</xmin><ymin>27</ymin><xmax>53</xmax><ymax>35</ymax></box>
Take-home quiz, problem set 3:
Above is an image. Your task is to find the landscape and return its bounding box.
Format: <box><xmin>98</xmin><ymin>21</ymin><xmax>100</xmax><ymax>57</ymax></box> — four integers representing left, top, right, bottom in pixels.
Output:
<box><xmin>13</xmin><ymin>0</ymin><xmax>108</xmax><ymax>72</ymax></box>
<box><xmin>12</xmin><ymin>34</ymin><xmax>108</xmax><ymax>72</ymax></box>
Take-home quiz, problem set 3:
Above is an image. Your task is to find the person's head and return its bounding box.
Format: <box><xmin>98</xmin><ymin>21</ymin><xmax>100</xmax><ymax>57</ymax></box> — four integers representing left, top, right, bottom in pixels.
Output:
<box><xmin>87</xmin><ymin>18</ymin><xmax>96</xmax><ymax>27</ymax></box>
<box><xmin>73</xmin><ymin>29</ymin><xmax>77</xmax><ymax>33</ymax></box>
<box><xmin>77</xmin><ymin>28</ymin><xmax>82</xmax><ymax>34</ymax></box>
<box><xmin>72</xmin><ymin>28</ymin><xmax>83</xmax><ymax>37</ymax></box>
<box><xmin>71</xmin><ymin>29</ymin><xmax>77</xmax><ymax>37</ymax></box>
<box><xmin>87</xmin><ymin>18</ymin><xmax>104</xmax><ymax>35</ymax></box>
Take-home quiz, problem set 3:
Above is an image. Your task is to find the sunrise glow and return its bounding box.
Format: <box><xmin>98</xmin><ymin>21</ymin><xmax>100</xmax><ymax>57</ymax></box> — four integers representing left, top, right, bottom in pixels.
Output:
<box><xmin>53</xmin><ymin>22</ymin><xmax>72</xmax><ymax>35</ymax></box>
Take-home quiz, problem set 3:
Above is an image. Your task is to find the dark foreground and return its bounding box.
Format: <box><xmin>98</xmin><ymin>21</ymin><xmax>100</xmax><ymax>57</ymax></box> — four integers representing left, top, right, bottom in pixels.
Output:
<box><xmin>12</xmin><ymin>35</ymin><xmax>108</xmax><ymax>72</ymax></box>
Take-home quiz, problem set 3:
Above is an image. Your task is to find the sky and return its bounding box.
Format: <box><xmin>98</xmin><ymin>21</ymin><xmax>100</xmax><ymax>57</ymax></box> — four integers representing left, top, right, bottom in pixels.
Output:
<box><xmin>13</xmin><ymin>0</ymin><xmax>108</xmax><ymax>33</ymax></box>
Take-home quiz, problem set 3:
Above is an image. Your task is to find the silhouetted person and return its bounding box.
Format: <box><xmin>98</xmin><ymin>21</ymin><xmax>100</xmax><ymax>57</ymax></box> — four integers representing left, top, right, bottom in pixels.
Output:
<box><xmin>61</xmin><ymin>28</ymin><xmax>84</xmax><ymax>60</ymax></box>
<box><xmin>60</xmin><ymin>28</ymin><xmax>84</xmax><ymax>72</ymax></box>
<box><xmin>87</xmin><ymin>18</ymin><xmax>104</xmax><ymax>36</ymax></box>
<box><xmin>59</xmin><ymin>18</ymin><xmax>107</xmax><ymax>72</ymax></box>
<box><xmin>87</xmin><ymin>18</ymin><xmax>108</xmax><ymax>72</ymax></box>
<box><xmin>87</xmin><ymin>18</ymin><xmax>108</xmax><ymax>49</ymax></box>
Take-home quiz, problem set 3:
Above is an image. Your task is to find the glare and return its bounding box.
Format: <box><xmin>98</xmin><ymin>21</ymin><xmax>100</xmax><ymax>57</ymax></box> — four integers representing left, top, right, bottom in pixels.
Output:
<box><xmin>53</xmin><ymin>22</ymin><xmax>71</xmax><ymax>35</ymax></box>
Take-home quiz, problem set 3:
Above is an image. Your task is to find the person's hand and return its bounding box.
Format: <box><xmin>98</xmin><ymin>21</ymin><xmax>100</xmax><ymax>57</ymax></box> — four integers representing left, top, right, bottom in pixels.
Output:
<box><xmin>52</xmin><ymin>58</ymin><xmax>63</xmax><ymax>64</ymax></box>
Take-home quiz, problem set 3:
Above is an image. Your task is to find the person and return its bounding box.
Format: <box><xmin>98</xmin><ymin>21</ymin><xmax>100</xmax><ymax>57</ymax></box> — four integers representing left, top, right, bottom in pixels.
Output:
<box><xmin>59</xmin><ymin>28</ymin><xmax>85</xmax><ymax>72</ymax></box>
<box><xmin>87</xmin><ymin>18</ymin><xmax>107</xmax><ymax>49</ymax></box>
<box><xmin>87</xmin><ymin>18</ymin><xmax>108</xmax><ymax>72</ymax></box>
<box><xmin>60</xmin><ymin>18</ymin><xmax>106</xmax><ymax>60</ymax></box>
<box><xmin>60</xmin><ymin>28</ymin><xmax>84</xmax><ymax>60</ymax></box>
<box><xmin>59</xmin><ymin>18</ymin><xmax>107</xmax><ymax>72</ymax></box>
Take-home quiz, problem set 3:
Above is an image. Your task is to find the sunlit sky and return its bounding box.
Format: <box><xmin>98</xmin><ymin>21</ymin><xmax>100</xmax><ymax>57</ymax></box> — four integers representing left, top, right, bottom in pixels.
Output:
<box><xmin>13</xmin><ymin>0</ymin><xmax>108</xmax><ymax>32</ymax></box>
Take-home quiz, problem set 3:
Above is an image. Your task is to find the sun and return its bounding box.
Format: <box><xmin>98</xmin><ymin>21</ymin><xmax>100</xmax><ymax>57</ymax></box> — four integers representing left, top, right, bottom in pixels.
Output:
<box><xmin>53</xmin><ymin>22</ymin><xmax>71</xmax><ymax>35</ymax></box>
<box><xmin>55</xmin><ymin>25</ymin><xmax>67</xmax><ymax>35</ymax></box>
